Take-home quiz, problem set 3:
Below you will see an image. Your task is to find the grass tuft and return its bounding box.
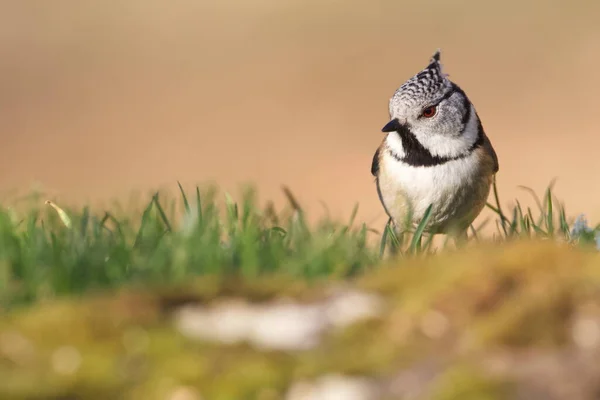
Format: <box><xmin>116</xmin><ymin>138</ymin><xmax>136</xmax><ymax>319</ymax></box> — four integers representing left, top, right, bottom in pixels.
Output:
<box><xmin>0</xmin><ymin>181</ymin><xmax>598</xmax><ymax>310</ymax></box>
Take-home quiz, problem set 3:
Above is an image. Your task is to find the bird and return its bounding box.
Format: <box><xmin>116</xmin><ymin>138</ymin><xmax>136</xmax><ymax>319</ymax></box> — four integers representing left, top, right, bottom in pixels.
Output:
<box><xmin>371</xmin><ymin>49</ymin><xmax>499</xmax><ymax>239</ymax></box>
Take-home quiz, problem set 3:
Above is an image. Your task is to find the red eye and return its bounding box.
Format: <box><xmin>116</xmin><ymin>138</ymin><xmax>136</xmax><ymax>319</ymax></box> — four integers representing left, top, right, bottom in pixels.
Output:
<box><xmin>421</xmin><ymin>105</ymin><xmax>437</xmax><ymax>118</ymax></box>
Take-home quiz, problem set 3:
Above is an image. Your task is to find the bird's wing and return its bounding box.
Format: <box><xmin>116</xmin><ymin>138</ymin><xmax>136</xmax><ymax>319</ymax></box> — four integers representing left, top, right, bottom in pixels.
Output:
<box><xmin>371</xmin><ymin>147</ymin><xmax>380</xmax><ymax>177</ymax></box>
<box><xmin>482</xmin><ymin>132</ymin><xmax>499</xmax><ymax>173</ymax></box>
<box><xmin>371</xmin><ymin>145</ymin><xmax>392</xmax><ymax>221</ymax></box>
<box><xmin>476</xmin><ymin>114</ymin><xmax>499</xmax><ymax>174</ymax></box>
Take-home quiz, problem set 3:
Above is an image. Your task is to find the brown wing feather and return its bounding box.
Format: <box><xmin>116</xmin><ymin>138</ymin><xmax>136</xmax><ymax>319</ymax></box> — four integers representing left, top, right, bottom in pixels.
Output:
<box><xmin>482</xmin><ymin>132</ymin><xmax>499</xmax><ymax>173</ymax></box>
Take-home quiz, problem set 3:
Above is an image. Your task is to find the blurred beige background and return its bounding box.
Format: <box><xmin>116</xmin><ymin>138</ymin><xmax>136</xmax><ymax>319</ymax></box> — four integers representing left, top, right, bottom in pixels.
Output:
<box><xmin>1</xmin><ymin>0</ymin><xmax>599</xmax><ymax>231</ymax></box>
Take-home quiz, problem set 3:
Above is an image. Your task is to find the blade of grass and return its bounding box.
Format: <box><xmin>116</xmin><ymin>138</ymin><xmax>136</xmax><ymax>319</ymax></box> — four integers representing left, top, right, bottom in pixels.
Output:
<box><xmin>348</xmin><ymin>203</ymin><xmax>359</xmax><ymax>229</ymax></box>
<box><xmin>558</xmin><ymin>202</ymin><xmax>569</xmax><ymax>236</ymax></box>
<box><xmin>469</xmin><ymin>224</ymin><xmax>479</xmax><ymax>241</ymax></box>
<box><xmin>409</xmin><ymin>204</ymin><xmax>433</xmax><ymax>254</ymax></box>
<box><xmin>517</xmin><ymin>185</ymin><xmax>544</xmax><ymax>214</ymax></box>
<box><xmin>177</xmin><ymin>181</ymin><xmax>190</xmax><ymax>213</ymax></box>
<box><xmin>509</xmin><ymin>206</ymin><xmax>519</xmax><ymax>236</ymax></box>
<box><xmin>379</xmin><ymin>218</ymin><xmax>390</xmax><ymax>258</ymax></box>
<box><xmin>99</xmin><ymin>212</ymin><xmax>110</xmax><ymax>228</ymax></box>
<box><xmin>45</xmin><ymin>200</ymin><xmax>72</xmax><ymax>229</ymax></box>
<box><xmin>195</xmin><ymin>186</ymin><xmax>203</xmax><ymax>226</ymax></box>
<box><xmin>473</xmin><ymin>217</ymin><xmax>490</xmax><ymax>237</ymax></box>
<box><xmin>491</xmin><ymin>177</ymin><xmax>508</xmax><ymax>236</ymax></box>
<box><xmin>422</xmin><ymin>231</ymin><xmax>436</xmax><ymax>251</ymax></box>
<box><xmin>79</xmin><ymin>206</ymin><xmax>90</xmax><ymax>236</ymax></box>
<box><xmin>153</xmin><ymin>194</ymin><xmax>172</xmax><ymax>233</ymax></box>
<box><xmin>282</xmin><ymin>186</ymin><xmax>304</xmax><ymax>217</ymax></box>
<box><xmin>545</xmin><ymin>185</ymin><xmax>554</xmax><ymax>236</ymax></box>
<box><xmin>380</xmin><ymin>218</ymin><xmax>401</xmax><ymax>258</ymax></box>
<box><xmin>224</xmin><ymin>192</ymin><xmax>239</xmax><ymax>235</ymax></box>
<box><xmin>103</xmin><ymin>212</ymin><xmax>125</xmax><ymax>241</ymax></box>
<box><xmin>133</xmin><ymin>195</ymin><xmax>156</xmax><ymax>249</ymax></box>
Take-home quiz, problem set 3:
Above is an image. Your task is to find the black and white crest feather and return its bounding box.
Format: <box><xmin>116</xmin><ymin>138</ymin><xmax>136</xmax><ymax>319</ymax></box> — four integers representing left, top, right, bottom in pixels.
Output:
<box><xmin>391</xmin><ymin>49</ymin><xmax>451</xmax><ymax>110</ymax></box>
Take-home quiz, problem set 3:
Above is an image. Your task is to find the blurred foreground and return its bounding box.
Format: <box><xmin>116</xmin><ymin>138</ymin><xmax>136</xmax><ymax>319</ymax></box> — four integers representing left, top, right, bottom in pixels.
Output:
<box><xmin>1</xmin><ymin>241</ymin><xmax>600</xmax><ymax>399</ymax></box>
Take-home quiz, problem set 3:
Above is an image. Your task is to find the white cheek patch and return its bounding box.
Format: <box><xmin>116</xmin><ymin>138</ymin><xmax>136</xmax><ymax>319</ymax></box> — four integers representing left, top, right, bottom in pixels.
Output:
<box><xmin>415</xmin><ymin>104</ymin><xmax>479</xmax><ymax>159</ymax></box>
<box><xmin>384</xmin><ymin>132</ymin><xmax>405</xmax><ymax>158</ymax></box>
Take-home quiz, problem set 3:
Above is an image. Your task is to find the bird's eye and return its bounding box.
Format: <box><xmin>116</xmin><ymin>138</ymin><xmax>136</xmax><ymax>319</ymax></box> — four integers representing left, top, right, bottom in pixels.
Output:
<box><xmin>421</xmin><ymin>105</ymin><xmax>437</xmax><ymax>118</ymax></box>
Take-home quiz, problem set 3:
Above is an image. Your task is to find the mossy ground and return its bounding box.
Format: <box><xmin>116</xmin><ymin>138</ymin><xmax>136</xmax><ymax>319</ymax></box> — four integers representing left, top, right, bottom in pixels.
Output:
<box><xmin>1</xmin><ymin>240</ymin><xmax>599</xmax><ymax>399</ymax></box>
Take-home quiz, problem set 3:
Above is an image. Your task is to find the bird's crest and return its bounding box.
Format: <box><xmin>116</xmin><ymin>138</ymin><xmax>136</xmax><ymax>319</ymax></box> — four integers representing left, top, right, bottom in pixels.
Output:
<box><xmin>425</xmin><ymin>49</ymin><xmax>446</xmax><ymax>77</ymax></box>
<box><xmin>393</xmin><ymin>49</ymin><xmax>451</xmax><ymax>105</ymax></box>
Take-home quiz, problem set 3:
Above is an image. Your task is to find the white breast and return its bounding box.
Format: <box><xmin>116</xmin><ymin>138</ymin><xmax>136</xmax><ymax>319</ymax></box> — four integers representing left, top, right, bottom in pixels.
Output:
<box><xmin>378</xmin><ymin>150</ymin><xmax>487</xmax><ymax>231</ymax></box>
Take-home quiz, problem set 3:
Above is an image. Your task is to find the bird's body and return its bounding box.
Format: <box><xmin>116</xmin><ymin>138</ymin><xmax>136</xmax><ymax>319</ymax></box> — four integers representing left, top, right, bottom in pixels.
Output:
<box><xmin>372</xmin><ymin>50</ymin><xmax>498</xmax><ymax>236</ymax></box>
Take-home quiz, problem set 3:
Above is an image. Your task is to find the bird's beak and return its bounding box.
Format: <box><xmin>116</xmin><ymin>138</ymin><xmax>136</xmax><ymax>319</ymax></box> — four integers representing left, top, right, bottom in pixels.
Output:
<box><xmin>381</xmin><ymin>118</ymin><xmax>402</xmax><ymax>133</ymax></box>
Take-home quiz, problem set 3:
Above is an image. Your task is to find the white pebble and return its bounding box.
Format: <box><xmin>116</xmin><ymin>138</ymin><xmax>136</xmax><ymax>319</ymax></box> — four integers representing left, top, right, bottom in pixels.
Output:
<box><xmin>175</xmin><ymin>300</ymin><xmax>258</xmax><ymax>345</ymax></box>
<box><xmin>174</xmin><ymin>290</ymin><xmax>386</xmax><ymax>352</ymax></box>
<box><xmin>325</xmin><ymin>290</ymin><xmax>385</xmax><ymax>328</ymax></box>
<box><xmin>286</xmin><ymin>374</ymin><xmax>378</xmax><ymax>400</ymax></box>
<box><xmin>250</xmin><ymin>302</ymin><xmax>327</xmax><ymax>351</ymax></box>
<box><xmin>175</xmin><ymin>300</ymin><xmax>327</xmax><ymax>351</ymax></box>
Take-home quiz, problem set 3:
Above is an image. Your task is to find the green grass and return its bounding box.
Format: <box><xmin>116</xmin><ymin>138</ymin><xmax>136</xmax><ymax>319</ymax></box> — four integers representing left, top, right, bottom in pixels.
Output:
<box><xmin>0</xmin><ymin>184</ymin><xmax>379</xmax><ymax>309</ymax></box>
<box><xmin>0</xmin><ymin>180</ymin><xmax>598</xmax><ymax>310</ymax></box>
